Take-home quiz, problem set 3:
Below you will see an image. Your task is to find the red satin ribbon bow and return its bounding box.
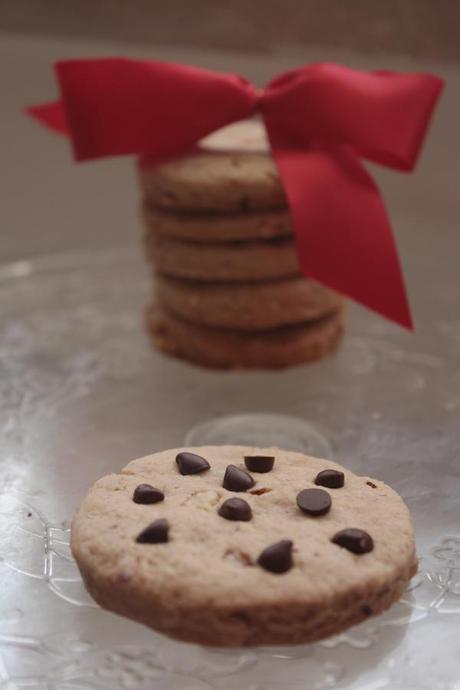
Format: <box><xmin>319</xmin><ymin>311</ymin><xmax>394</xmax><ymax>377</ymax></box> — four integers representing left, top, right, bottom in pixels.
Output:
<box><xmin>27</xmin><ymin>59</ymin><xmax>443</xmax><ymax>328</ymax></box>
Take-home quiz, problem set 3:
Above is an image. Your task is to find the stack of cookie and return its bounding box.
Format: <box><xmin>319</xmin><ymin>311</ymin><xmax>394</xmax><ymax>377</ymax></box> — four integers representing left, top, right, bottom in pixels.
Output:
<box><xmin>139</xmin><ymin>121</ymin><xmax>345</xmax><ymax>369</ymax></box>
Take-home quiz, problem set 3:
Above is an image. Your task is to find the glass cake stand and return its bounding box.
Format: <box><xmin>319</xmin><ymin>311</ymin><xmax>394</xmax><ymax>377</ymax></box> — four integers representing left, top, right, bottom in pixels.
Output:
<box><xmin>1</xmin><ymin>247</ymin><xmax>459</xmax><ymax>690</ymax></box>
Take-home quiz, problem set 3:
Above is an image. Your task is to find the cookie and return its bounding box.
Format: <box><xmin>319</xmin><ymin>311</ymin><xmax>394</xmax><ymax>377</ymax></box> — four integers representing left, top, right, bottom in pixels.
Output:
<box><xmin>145</xmin><ymin>233</ymin><xmax>299</xmax><ymax>282</ymax></box>
<box><xmin>71</xmin><ymin>446</ymin><xmax>417</xmax><ymax>647</ymax></box>
<box><xmin>155</xmin><ymin>274</ymin><xmax>344</xmax><ymax>331</ymax></box>
<box><xmin>142</xmin><ymin>206</ymin><xmax>293</xmax><ymax>243</ymax></box>
<box><xmin>146</xmin><ymin>303</ymin><xmax>345</xmax><ymax>369</ymax></box>
<box><xmin>138</xmin><ymin>120</ymin><xmax>286</xmax><ymax>212</ymax></box>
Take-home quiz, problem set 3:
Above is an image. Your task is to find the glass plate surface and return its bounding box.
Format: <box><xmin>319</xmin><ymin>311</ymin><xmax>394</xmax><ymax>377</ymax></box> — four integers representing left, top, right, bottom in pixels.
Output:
<box><xmin>0</xmin><ymin>247</ymin><xmax>459</xmax><ymax>689</ymax></box>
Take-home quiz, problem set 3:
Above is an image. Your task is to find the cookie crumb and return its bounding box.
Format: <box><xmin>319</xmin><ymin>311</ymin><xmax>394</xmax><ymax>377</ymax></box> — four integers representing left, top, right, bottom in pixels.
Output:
<box><xmin>224</xmin><ymin>548</ymin><xmax>253</xmax><ymax>566</ymax></box>
<box><xmin>249</xmin><ymin>487</ymin><xmax>272</xmax><ymax>495</ymax></box>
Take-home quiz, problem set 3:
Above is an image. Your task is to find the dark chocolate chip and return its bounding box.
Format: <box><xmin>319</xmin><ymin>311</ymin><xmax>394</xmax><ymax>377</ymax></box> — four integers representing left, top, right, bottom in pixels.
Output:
<box><xmin>136</xmin><ymin>518</ymin><xmax>169</xmax><ymax>544</ymax></box>
<box><xmin>366</xmin><ymin>481</ymin><xmax>377</xmax><ymax>488</ymax></box>
<box><xmin>244</xmin><ymin>455</ymin><xmax>275</xmax><ymax>473</ymax></box>
<box><xmin>257</xmin><ymin>540</ymin><xmax>294</xmax><ymax>574</ymax></box>
<box><xmin>331</xmin><ymin>528</ymin><xmax>374</xmax><ymax>554</ymax></box>
<box><xmin>314</xmin><ymin>469</ymin><xmax>344</xmax><ymax>489</ymax></box>
<box><xmin>361</xmin><ymin>605</ymin><xmax>372</xmax><ymax>616</ymax></box>
<box><xmin>218</xmin><ymin>497</ymin><xmax>252</xmax><ymax>522</ymax></box>
<box><xmin>296</xmin><ymin>488</ymin><xmax>331</xmax><ymax>516</ymax></box>
<box><xmin>223</xmin><ymin>464</ymin><xmax>255</xmax><ymax>492</ymax></box>
<box><xmin>176</xmin><ymin>452</ymin><xmax>210</xmax><ymax>475</ymax></box>
<box><xmin>132</xmin><ymin>484</ymin><xmax>164</xmax><ymax>504</ymax></box>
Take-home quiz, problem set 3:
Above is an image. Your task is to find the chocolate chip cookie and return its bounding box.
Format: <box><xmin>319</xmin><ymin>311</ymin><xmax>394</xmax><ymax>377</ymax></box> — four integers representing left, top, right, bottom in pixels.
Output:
<box><xmin>71</xmin><ymin>446</ymin><xmax>416</xmax><ymax>646</ymax></box>
<box><xmin>147</xmin><ymin>303</ymin><xmax>345</xmax><ymax>369</ymax></box>
<box><xmin>155</xmin><ymin>274</ymin><xmax>344</xmax><ymax>330</ymax></box>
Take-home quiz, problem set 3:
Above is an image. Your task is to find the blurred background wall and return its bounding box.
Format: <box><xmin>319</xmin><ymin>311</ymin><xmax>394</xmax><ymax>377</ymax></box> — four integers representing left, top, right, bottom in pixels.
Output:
<box><xmin>1</xmin><ymin>0</ymin><xmax>460</xmax><ymax>61</ymax></box>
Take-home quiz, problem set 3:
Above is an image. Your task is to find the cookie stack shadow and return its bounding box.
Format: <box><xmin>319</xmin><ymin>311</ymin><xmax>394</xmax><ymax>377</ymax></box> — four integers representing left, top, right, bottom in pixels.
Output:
<box><xmin>139</xmin><ymin>128</ymin><xmax>345</xmax><ymax>369</ymax></box>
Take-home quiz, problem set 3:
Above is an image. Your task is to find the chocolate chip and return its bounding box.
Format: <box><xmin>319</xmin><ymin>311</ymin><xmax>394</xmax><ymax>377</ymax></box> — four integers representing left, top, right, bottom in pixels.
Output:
<box><xmin>244</xmin><ymin>455</ymin><xmax>275</xmax><ymax>473</ymax></box>
<box><xmin>223</xmin><ymin>465</ymin><xmax>255</xmax><ymax>492</ymax></box>
<box><xmin>218</xmin><ymin>497</ymin><xmax>252</xmax><ymax>522</ymax></box>
<box><xmin>132</xmin><ymin>484</ymin><xmax>164</xmax><ymax>504</ymax></box>
<box><xmin>331</xmin><ymin>528</ymin><xmax>374</xmax><ymax>554</ymax></box>
<box><xmin>296</xmin><ymin>488</ymin><xmax>331</xmax><ymax>516</ymax></box>
<box><xmin>361</xmin><ymin>605</ymin><xmax>372</xmax><ymax>616</ymax></box>
<box><xmin>366</xmin><ymin>481</ymin><xmax>377</xmax><ymax>488</ymax></box>
<box><xmin>136</xmin><ymin>518</ymin><xmax>169</xmax><ymax>544</ymax></box>
<box><xmin>176</xmin><ymin>452</ymin><xmax>210</xmax><ymax>475</ymax></box>
<box><xmin>314</xmin><ymin>469</ymin><xmax>344</xmax><ymax>489</ymax></box>
<box><xmin>257</xmin><ymin>540</ymin><xmax>294</xmax><ymax>574</ymax></box>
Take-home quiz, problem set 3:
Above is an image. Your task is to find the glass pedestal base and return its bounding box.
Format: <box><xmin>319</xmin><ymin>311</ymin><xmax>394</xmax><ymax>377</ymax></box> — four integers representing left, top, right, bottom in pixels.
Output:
<box><xmin>185</xmin><ymin>413</ymin><xmax>335</xmax><ymax>458</ymax></box>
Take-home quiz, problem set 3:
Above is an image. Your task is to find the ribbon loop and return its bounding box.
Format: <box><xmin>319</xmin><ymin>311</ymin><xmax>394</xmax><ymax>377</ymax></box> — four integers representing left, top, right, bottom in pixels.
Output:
<box><xmin>28</xmin><ymin>58</ymin><xmax>257</xmax><ymax>161</ymax></box>
<box><xmin>262</xmin><ymin>63</ymin><xmax>443</xmax><ymax>170</ymax></box>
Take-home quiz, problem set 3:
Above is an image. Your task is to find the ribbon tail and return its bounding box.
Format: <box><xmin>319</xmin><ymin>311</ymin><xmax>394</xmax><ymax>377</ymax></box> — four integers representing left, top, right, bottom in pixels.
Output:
<box><xmin>25</xmin><ymin>101</ymin><xmax>69</xmax><ymax>135</ymax></box>
<box><xmin>269</xmin><ymin>143</ymin><xmax>413</xmax><ymax>329</ymax></box>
